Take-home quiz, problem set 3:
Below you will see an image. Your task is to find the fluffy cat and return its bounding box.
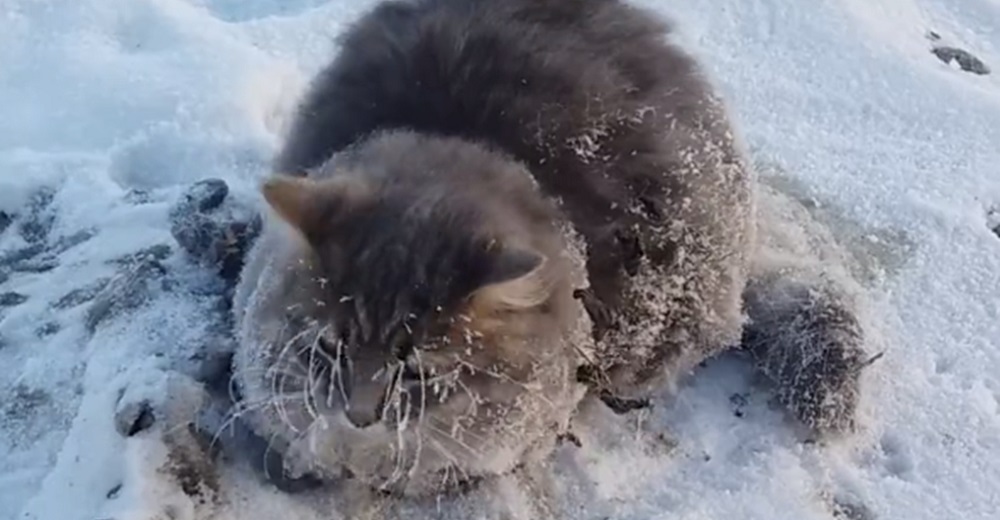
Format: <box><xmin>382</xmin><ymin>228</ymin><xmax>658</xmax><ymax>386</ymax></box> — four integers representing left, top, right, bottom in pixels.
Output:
<box><xmin>230</xmin><ymin>0</ymin><xmax>871</xmax><ymax>512</ymax></box>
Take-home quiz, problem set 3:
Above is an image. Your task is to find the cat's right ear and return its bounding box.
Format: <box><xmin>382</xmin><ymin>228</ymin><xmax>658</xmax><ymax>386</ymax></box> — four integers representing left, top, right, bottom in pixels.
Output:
<box><xmin>471</xmin><ymin>248</ymin><xmax>552</xmax><ymax>312</ymax></box>
<box><xmin>261</xmin><ymin>174</ymin><xmax>367</xmax><ymax>242</ymax></box>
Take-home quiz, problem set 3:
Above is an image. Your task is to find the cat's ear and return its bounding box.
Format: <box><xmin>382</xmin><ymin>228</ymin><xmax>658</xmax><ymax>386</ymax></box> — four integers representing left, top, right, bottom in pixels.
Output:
<box><xmin>261</xmin><ymin>175</ymin><xmax>318</xmax><ymax>230</ymax></box>
<box><xmin>261</xmin><ymin>174</ymin><xmax>367</xmax><ymax>242</ymax></box>
<box><xmin>472</xmin><ymin>248</ymin><xmax>552</xmax><ymax>311</ymax></box>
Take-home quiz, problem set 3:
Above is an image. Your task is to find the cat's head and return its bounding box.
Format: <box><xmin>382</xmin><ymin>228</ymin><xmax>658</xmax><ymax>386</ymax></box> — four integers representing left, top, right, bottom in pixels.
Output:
<box><xmin>258</xmin><ymin>132</ymin><xmax>586</xmax><ymax>494</ymax></box>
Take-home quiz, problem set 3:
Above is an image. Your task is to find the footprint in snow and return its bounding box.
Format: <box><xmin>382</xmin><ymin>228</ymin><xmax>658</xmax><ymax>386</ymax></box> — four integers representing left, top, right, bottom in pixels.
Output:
<box><xmin>878</xmin><ymin>432</ymin><xmax>916</xmax><ymax>480</ymax></box>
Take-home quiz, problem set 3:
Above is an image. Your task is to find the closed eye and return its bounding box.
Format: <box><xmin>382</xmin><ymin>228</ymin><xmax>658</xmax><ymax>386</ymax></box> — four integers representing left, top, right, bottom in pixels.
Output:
<box><xmin>391</xmin><ymin>328</ymin><xmax>415</xmax><ymax>361</ymax></box>
<box><xmin>399</xmin><ymin>360</ymin><xmax>422</xmax><ymax>383</ymax></box>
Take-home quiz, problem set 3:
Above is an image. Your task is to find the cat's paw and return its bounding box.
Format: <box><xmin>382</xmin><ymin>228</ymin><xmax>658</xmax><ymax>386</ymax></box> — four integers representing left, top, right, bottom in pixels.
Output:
<box><xmin>742</xmin><ymin>275</ymin><xmax>875</xmax><ymax>436</ymax></box>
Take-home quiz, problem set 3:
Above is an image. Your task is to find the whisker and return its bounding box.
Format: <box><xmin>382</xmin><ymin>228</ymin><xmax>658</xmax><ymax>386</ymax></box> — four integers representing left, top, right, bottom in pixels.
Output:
<box><xmin>271</xmin><ymin>325</ymin><xmax>322</xmax><ymax>434</ymax></box>
<box><xmin>274</xmin><ymin>372</ymin><xmax>301</xmax><ymax>434</ymax></box>
<box><xmin>454</xmin><ymin>377</ymin><xmax>482</xmax><ymax>419</ymax></box>
<box><xmin>455</xmin><ymin>359</ymin><xmax>556</xmax><ymax>409</ymax></box>
<box><xmin>428</xmin><ymin>414</ymin><xmax>490</xmax><ymax>444</ymax></box>
<box><xmin>261</xmin><ymin>430</ymin><xmax>287</xmax><ymax>483</ymax></box>
<box><xmin>424</xmin><ymin>420</ymin><xmax>485</xmax><ymax>461</ymax></box>
<box><xmin>426</xmin><ymin>434</ymin><xmax>471</xmax><ymax>486</ymax></box>
<box><xmin>209</xmin><ymin>393</ymin><xmax>305</xmax><ymax>450</ymax></box>
<box><xmin>381</xmin><ymin>363</ymin><xmax>410</xmax><ymax>491</ymax></box>
<box><xmin>302</xmin><ymin>330</ymin><xmax>324</xmax><ymax>424</ymax></box>
<box><xmin>407</xmin><ymin>349</ymin><xmax>428</xmax><ymax>481</ymax></box>
<box><xmin>333</xmin><ymin>344</ymin><xmax>348</xmax><ymax>408</ymax></box>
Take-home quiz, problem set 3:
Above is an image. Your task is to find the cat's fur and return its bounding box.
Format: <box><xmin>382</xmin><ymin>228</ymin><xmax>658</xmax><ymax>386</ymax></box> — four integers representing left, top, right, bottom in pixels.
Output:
<box><xmin>232</xmin><ymin>131</ymin><xmax>593</xmax><ymax>497</ymax></box>
<box><xmin>274</xmin><ymin>0</ymin><xmax>755</xmax><ymax>401</ymax></box>
<box><xmin>232</xmin><ymin>0</ymin><xmax>871</xmax><ymax>508</ymax></box>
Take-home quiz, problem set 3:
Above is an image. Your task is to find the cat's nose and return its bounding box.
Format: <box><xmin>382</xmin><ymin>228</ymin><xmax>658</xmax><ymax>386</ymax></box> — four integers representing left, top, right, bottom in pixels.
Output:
<box><xmin>345</xmin><ymin>402</ymin><xmax>381</xmax><ymax>428</ymax></box>
<box><xmin>344</xmin><ymin>355</ymin><xmax>388</xmax><ymax>428</ymax></box>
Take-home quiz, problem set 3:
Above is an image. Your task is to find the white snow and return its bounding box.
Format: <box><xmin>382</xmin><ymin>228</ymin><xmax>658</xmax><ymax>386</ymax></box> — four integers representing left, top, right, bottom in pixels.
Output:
<box><xmin>2</xmin><ymin>0</ymin><xmax>999</xmax><ymax>519</ymax></box>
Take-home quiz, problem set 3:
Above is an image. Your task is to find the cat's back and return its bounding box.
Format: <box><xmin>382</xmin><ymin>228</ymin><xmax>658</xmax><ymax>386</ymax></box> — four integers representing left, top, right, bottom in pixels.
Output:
<box><xmin>275</xmin><ymin>0</ymin><xmax>704</xmax><ymax>179</ymax></box>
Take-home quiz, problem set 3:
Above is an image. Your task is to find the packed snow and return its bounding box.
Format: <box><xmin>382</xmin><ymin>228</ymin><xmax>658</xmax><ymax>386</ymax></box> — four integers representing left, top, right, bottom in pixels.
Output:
<box><xmin>2</xmin><ymin>0</ymin><xmax>998</xmax><ymax>519</ymax></box>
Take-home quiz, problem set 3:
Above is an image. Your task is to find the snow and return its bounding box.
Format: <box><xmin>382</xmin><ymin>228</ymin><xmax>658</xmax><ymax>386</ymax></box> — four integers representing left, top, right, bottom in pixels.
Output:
<box><xmin>2</xmin><ymin>0</ymin><xmax>999</xmax><ymax>519</ymax></box>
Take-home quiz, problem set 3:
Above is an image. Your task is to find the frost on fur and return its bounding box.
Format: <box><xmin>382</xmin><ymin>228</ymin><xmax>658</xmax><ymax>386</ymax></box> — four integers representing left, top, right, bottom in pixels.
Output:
<box><xmin>741</xmin><ymin>179</ymin><xmax>884</xmax><ymax>436</ymax></box>
<box><xmin>741</xmin><ymin>272</ymin><xmax>868</xmax><ymax>434</ymax></box>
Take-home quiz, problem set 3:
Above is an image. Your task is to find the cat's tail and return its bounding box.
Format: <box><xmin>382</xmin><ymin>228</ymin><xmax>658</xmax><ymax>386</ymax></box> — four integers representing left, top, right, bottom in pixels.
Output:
<box><xmin>741</xmin><ymin>269</ymin><xmax>875</xmax><ymax>434</ymax></box>
<box><xmin>742</xmin><ymin>182</ymin><xmax>880</xmax><ymax>436</ymax></box>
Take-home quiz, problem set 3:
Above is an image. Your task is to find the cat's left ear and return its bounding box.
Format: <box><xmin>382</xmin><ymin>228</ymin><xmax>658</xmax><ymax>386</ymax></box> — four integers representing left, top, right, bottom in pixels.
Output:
<box><xmin>472</xmin><ymin>248</ymin><xmax>552</xmax><ymax>311</ymax></box>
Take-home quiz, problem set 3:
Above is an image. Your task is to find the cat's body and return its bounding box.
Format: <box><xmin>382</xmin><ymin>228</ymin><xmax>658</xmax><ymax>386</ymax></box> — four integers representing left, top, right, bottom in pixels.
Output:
<box><xmin>231</xmin><ymin>0</ymin><xmax>870</xmax><ymax>511</ymax></box>
<box><xmin>274</xmin><ymin>0</ymin><xmax>755</xmax><ymax>400</ymax></box>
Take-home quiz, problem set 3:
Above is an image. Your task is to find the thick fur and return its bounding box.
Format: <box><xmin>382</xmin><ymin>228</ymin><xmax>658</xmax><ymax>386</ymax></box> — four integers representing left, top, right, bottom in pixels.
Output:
<box><xmin>233</xmin><ymin>131</ymin><xmax>593</xmax><ymax>498</ymax></box>
<box><xmin>232</xmin><ymin>0</ymin><xmax>870</xmax><ymax>508</ymax></box>
<box><xmin>275</xmin><ymin>0</ymin><xmax>754</xmax><ymax>400</ymax></box>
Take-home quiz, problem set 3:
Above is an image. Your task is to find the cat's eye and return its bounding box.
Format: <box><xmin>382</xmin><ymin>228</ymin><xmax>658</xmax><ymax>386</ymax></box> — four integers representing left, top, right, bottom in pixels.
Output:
<box><xmin>318</xmin><ymin>333</ymin><xmax>347</xmax><ymax>352</ymax></box>
<box><xmin>391</xmin><ymin>328</ymin><xmax>415</xmax><ymax>360</ymax></box>
<box><xmin>399</xmin><ymin>361</ymin><xmax>422</xmax><ymax>383</ymax></box>
<box><xmin>395</xmin><ymin>341</ymin><xmax>415</xmax><ymax>361</ymax></box>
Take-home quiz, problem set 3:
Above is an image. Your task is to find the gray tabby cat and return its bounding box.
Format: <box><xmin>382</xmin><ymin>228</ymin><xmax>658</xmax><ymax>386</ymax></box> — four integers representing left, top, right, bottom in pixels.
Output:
<box><xmin>230</xmin><ymin>0</ymin><xmax>872</xmax><ymax>512</ymax></box>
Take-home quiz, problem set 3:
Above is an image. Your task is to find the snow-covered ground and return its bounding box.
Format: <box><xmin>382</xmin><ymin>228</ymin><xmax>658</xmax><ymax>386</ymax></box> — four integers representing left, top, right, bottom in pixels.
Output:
<box><xmin>2</xmin><ymin>0</ymin><xmax>998</xmax><ymax>519</ymax></box>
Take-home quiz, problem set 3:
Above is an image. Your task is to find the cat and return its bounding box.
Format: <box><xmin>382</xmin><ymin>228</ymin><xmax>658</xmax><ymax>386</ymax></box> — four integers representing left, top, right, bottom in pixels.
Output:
<box><xmin>272</xmin><ymin>0</ymin><xmax>756</xmax><ymax>405</ymax></box>
<box><xmin>230</xmin><ymin>0</ymin><xmax>872</xmax><ymax>514</ymax></box>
